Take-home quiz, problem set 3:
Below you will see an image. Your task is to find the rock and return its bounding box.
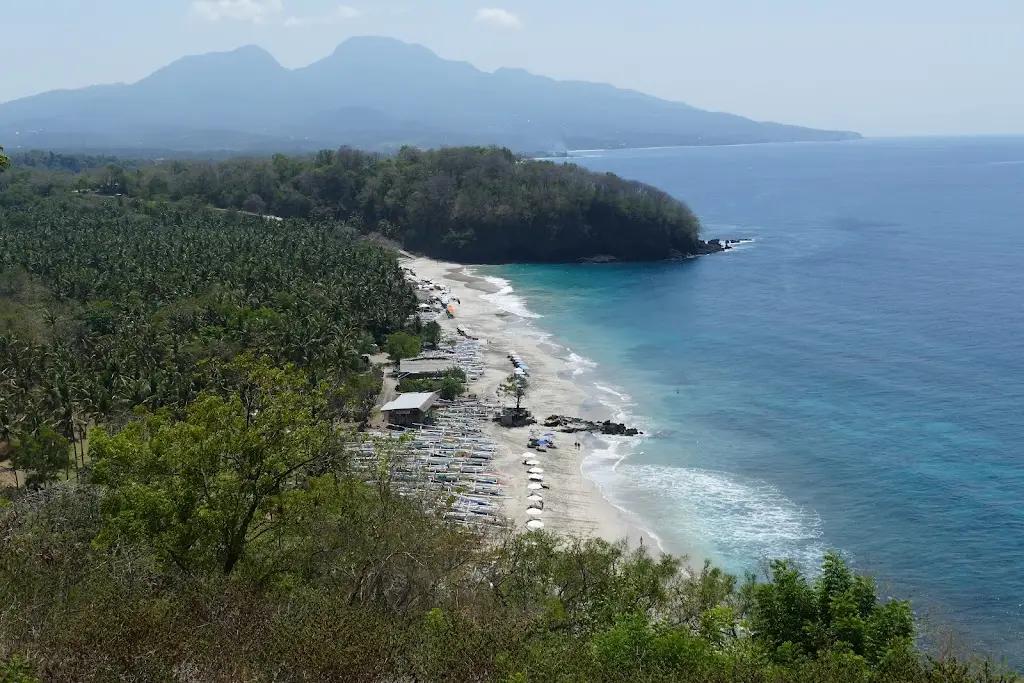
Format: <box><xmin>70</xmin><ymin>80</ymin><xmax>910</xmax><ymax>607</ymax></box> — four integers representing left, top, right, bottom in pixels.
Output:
<box><xmin>543</xmin><ymin>414</ymin><xmax>642</xmax><ymax>437</ymax></box>
<box><xmin>687</xmin><ymin>238</ymin><xmax>749</xmax><ymax>257</ymax></box>
<box><xmin>579</xmin><ymin>254</ymin><xmax>618</xmax><ymax>264</ymax></box>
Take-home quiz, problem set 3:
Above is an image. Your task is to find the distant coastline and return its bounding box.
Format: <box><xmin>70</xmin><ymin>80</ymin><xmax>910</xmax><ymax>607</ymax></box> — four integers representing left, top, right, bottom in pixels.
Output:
<box><xmin>530</xmin><ymin>136</ymin><xmax>866</xmax><ymax>160</ymax></box>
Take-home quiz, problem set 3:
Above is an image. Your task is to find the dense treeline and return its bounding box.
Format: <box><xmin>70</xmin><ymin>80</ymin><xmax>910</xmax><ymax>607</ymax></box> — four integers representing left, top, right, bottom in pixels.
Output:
<box><xmin>0</xmin><ymin>183</ymin><xmax>1017</xmax><ymax>681</ymax></box>
<box><xmin>1</xmin><ymin>145</ymin><xmax>704</xmax><ymax>262</ymax></box>
<box><xmin>9</xmin><ymin>150</ymin><xmax>147</xmax><ymax>173</ymax></box>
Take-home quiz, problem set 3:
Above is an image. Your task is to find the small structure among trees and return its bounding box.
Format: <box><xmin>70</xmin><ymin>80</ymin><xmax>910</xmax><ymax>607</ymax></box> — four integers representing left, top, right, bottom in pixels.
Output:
<box><xmin>380</xmin><ymin>391</ymin><xmax>440</xmax><ymax>427</ymax></box>
<box><xmin>398</xmin><ymin>358</ymin><xmax>457</xmax><ymax>379</ymax></box>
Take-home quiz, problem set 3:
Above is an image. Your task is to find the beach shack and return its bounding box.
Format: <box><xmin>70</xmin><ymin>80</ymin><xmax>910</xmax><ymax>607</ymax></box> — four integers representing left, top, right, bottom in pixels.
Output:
<box><xmin>399</xmin><ymin>358</ymin><xmax>457</xmax><ymax>379</ymax></box>
<box><xmin>381</xmin><ymin>391</ymin><xmax>440</xmax><ymax>427</ymax></box>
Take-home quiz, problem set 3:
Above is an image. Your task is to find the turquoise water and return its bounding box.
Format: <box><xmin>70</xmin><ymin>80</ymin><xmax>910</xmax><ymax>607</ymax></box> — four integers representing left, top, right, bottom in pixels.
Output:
<box><xmin>487</xmin><ymin>138</ymin><xmax>1024</xmax><ymax>665</ymax></box>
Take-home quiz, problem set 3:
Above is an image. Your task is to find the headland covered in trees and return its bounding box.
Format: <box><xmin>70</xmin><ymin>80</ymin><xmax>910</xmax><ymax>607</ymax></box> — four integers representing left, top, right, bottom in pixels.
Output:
<box><xmin>4</xmin><ymin>146</ymin><xmax>729</xmax><ymax>263</ymax></box>
<box><xmin>0</xmin><ymin>151</ymin><xmax>1018</xmax><ymax>681</ymax></box>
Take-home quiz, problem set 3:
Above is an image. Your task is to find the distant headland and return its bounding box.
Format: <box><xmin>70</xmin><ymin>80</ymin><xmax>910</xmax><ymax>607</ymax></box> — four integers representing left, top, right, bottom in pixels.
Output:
<box><xmin>6</xmin><ymin>146</ymin><xmax>745</xmax><ymax>263</ymax></box>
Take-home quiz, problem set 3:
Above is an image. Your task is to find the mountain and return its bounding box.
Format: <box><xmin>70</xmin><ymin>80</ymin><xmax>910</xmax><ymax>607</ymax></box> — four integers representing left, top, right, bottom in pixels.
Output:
<box><xmin>0</xmin><ymin>36</ymin><xmax>861</xmax><ymax>153</ymax></box>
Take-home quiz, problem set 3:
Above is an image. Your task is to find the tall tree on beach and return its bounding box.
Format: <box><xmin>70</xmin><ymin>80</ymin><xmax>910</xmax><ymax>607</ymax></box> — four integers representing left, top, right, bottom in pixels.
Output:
<box><xmin>498</xmin><ymin>372</ymin><xmax>529</xmax><ymax>412</ymax></box>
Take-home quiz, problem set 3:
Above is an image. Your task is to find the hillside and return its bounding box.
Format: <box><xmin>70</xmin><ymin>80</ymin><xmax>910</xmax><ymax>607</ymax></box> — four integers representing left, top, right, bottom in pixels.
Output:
<box><xmin>0</xmin><ymin>36</ymin><xmax>861</xmax><ymax>154</ymax></box>
<box><xmin>0</xmin><ymin>191</ymin><xmax>1012</xmax><ymax>682</ymax></box>
<box><xmin>3</xmin><ymin>146</ymin><xmax>711</xmax><ymax>263</ymax></box>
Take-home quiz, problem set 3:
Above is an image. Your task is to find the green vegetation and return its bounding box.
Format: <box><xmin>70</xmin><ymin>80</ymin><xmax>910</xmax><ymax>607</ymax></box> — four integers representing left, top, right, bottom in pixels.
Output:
<box><xmin>90</xmin><ymin>357</ymin><xmax>345</xmax><ymax>575</ymax></box>
<box><xmin>0</xmin><ymin>146</ymin><xmax>9</xmax><ymax>174</ymax></box>
<box><xmin>0</xmin><ymin>195</ymin><xmax>415</xmax><ymax>491</ymax></box>
<box><xmin>0</xmin><ymin>176</ymin><xmax>1016</xmax><ymax>681</ymax></box>
<box><xmin>1</xmin><ymin>473</ymin><xmax>1016</xmax><ymax>682</ymax></box>
<box><xmin>420</xmin><ymin>319</ymin><xmax>443</xmax><ymax>348</ymax></box>
<box><xmin>386</xmin><ymin>331</ymin><xmax>423</xmax><ymax>371</ymax></box>
<box><xmin>9</xmin><ymin>425</ymin><xmax>71</xmax><ymax>488</ymax></box>
<box><xmin>398</xmin><ymin>368</ymin><xmax>468</xmax><ymax>400</ymax></box>
<box><xmin>1</xmin><ymin>145</ymin><xmax>704</xmax><ymax>263</ymax></box>
<box><xmin>499</xmin><ymin>371</ymin><xmax>530</xmax><ymax>411</ymax></box>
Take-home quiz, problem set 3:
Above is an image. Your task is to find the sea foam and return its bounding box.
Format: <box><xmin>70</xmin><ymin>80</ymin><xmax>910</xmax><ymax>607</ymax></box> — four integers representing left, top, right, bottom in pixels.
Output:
<box><xmin>618</xmin><ymin>464</ymin><xmax>827</xmax><ymax>574</ymax></box>
<box><xmin>567</xmin><ymin>350</ymin><xmax>598</xmax><ymax>377</ymax></box>
<box><xmin>478</xmin><ymin>275</ymin><xmax>542</xmax><ymax>319</ymax></box>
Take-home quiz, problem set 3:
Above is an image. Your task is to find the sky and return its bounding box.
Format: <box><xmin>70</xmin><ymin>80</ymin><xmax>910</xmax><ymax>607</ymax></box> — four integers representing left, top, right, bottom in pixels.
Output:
<box><xmin>2</xmin><ymin>0</ymin><xmax>1022</xmax><ymax>137</ymax></box>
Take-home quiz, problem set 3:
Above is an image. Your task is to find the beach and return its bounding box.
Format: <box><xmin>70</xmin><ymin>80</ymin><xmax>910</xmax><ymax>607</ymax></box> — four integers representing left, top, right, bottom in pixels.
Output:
<box><xmin>402</xmin><ymin>255</ymin><xmax>659</xmax><ymax>551</ymax></box>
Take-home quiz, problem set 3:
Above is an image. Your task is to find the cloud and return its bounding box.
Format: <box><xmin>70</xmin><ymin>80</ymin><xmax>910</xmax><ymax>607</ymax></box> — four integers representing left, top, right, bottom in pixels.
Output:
<box><xmin>191</xmin><ymin>0</ymin><xmax>283</xmax><ymax>23</ymax></box>
<box><xmin>283</xmin><ymin>4</ymin><xmax>362</xmax><ymax>28</ymax></box>
<box><xmin>474</xmin><ymin>8</ymin><xmax>522</xmax><ymax>29</ymax></box>
<box><xmin>335</xmin><ymin>5</ymin><xmax>362</xmax><ymax>19</ymax></box>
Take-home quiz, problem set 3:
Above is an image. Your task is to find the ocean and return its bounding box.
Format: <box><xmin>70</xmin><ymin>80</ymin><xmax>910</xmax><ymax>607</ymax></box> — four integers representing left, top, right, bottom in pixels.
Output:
<box><xmin>484</xmin><ymin>137</ymin><xmax>1024</xmax><ymax>665</ymax></box>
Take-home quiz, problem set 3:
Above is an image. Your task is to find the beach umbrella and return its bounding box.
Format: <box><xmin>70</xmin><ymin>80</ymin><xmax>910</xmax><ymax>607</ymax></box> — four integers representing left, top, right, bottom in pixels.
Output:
<box><xmin>526</xmin><ymin>494</ymin><xmax>543</xmax><ymax>503</ymax></box>
<box><xmin>528</xmin><ymin>474</ymin><xmax>544</xmax><ymax>481</ymax></box>
<box><xmin>527</xmin><ymin>483</ymin><xmax>543</xmax><ymax>490</ymax></box>
<box><xmin>526</xmin><ymin>507</ymin><xmax>543</xmax><ymax>517</ymax></box>
<box><xmin>524</xmin><ymin>459</ymin><xmax>540</xmax><ymax>466</ymax></box>
<box><xmin>522</xmin><ymin>453</ymin><xmax>534</xmax><ymax>459</ymax></box>
<box><xmin>528</xmin><ymin>467</ymin><xmax>544</xmax><ymax>474</ymax></box>
<box><xmin>526</xmin><ymin>520</ymin><xmax>544</xmax><ymax>530</ymax></box>
<box><xmin>543</xmin><ymin>433</ymin><xmax>554</xmax><ymax>437</ymax></box>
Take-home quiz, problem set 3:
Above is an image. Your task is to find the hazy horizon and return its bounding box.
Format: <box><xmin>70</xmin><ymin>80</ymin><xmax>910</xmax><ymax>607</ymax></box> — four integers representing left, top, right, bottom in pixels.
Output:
<box><xmin>3</xmin><ymin>0</ymin><xmax>1022</xmax><ymax>138</ymax></box>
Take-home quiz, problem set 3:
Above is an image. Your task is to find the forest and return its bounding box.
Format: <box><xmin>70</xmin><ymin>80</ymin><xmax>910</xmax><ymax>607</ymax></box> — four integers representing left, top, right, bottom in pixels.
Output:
<box><xmin>0</xmin><ymin>161</ymin><xmax>1019</xmax><ymax>681</ymax></box>
<box><xmin>2</xmin><ymin>146</ymin><xmax>705</xmax><ymax>263</ymax></box>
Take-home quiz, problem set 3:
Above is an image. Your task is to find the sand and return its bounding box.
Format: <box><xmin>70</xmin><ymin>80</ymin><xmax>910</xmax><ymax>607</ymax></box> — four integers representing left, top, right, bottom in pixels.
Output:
<box><xmin>403</xmin><ymin>255</ymin><xmax>659</xmax><ymax>551</ymax></box>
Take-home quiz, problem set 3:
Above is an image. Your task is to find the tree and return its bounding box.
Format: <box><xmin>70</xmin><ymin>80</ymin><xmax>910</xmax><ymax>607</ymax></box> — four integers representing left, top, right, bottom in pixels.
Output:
<box><xmin>337</xmin><ymin>370</ymin><xmax>382</xmax><ymax>426</ymax></box>
<box><xmin>386</xmin><ymin>332</ymin><xmax>421</xmax><ymax>371</ymax></box>
<box><xmin>9</xmin><ymin>425</ymin><xmax>71</xmax><ymax>488</ymax></box>
<box><xmin>744</xmin><ymin>553</ymin><xmax>915</xmax><ymax>665</ymax></box>
<box><xmin>438</xmin><ymin>368</ymin><xmax>466</xmax><ymax>400</ymax></box>
<box><xmin>90</xmin><ymin>357</ymin><xmax>345</xmax><ymax>575</ymax></box>
<box><xmin>421</xmin><ymin>320</ymin><xmax>442</xmax><ymax>349</ymax></box>
<box><xmin>241</xmin><ymin>193</ymin><xmax>266</xmax><ymax>215</ymax></box>
<box><xmin>0</xmin><ymin>146</ymin><xmax>9</xmax><ymax>174</ymax></box>
<box><xmin>498</xmin><ymin>372</ymin><xmax>528</xmax><ymax>411</ymax></box>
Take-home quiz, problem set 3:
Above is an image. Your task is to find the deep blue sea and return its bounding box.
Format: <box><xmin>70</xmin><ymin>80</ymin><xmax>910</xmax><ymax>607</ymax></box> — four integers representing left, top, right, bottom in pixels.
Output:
<box><xmin>487</xmin><ymin>138</ymin><xmax>1024</xmax><ymax>665</ymax></box>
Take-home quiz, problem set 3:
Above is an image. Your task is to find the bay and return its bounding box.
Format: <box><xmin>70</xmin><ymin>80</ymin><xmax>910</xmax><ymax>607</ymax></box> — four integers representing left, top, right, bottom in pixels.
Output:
<box><xmin>488</xmin><ymin>137</ymin><xmax>1024</xmax><ymax>665</ymax></box>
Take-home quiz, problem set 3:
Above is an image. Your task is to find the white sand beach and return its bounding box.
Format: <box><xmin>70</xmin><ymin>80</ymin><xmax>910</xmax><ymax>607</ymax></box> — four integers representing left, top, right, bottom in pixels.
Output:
<box><xmin>402</xmin><ymin>256</ymin><xmax>660</xmax><ymax>550</ymax></box>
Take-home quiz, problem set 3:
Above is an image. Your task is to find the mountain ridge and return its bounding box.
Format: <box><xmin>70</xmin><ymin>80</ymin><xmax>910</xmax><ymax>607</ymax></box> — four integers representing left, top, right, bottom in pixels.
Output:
<box><xmin>0</xmin><ymin>36</ymin><xmax>861</xmax><ymax>153</ymax></box>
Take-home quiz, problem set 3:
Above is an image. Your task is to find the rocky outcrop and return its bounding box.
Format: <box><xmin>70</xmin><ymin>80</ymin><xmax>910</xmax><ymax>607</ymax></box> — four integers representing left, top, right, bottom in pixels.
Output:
<box><xmin>581</xmin><ymin>239</ymin><xmax>750</xmax><ymax>263</ymax></box>
<box><xmin>690</xmin><ymin>238</ymin><xmax>749</xmax><ymax>256</ymax></box>
<box><xmin>543</xmin><ymin>415</ymin><xmax>643</xmax><ymax>436</ymax></box>
<box><xmin>578</xmin><ymin>254</ymin><xmax>619</xmax><ymax>264</ymax></box>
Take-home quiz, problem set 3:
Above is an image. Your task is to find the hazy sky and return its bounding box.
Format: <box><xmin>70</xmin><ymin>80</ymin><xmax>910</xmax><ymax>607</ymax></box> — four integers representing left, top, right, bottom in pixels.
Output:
<box><xmin>3</xmin><ymin>0</ymin><xmax>1022</xmax><ymax>136</ymax></box>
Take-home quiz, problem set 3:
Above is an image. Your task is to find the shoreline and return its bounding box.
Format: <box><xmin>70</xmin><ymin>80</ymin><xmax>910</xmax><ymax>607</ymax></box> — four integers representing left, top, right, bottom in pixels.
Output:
<box><xmin>403</xmin><ymin>255</ymin><xmax>662</xmax><ymax>552</ymax></box>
